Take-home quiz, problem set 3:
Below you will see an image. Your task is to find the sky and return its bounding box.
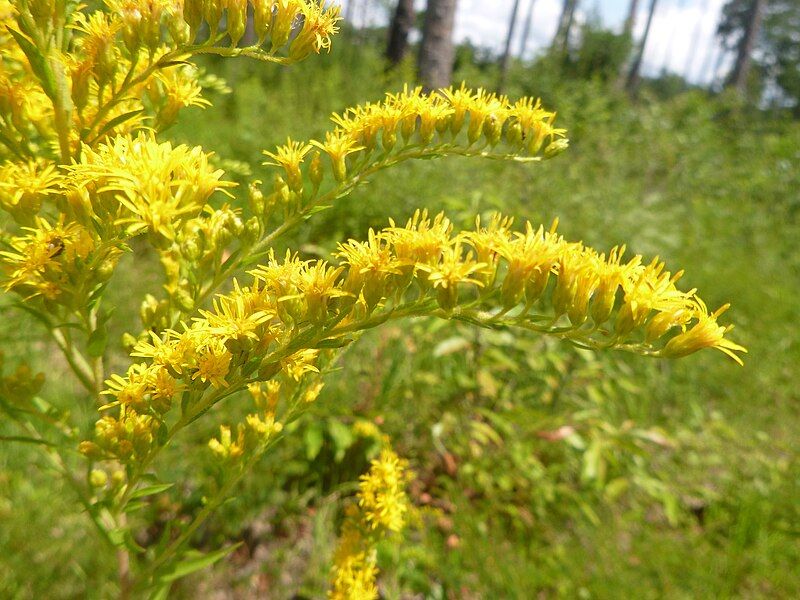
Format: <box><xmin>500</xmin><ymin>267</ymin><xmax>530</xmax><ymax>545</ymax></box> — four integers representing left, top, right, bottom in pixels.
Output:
<box><xmin>344</xmin><ymin>0</ymin><xmax>733</xmax><ymax>85</ymax></box>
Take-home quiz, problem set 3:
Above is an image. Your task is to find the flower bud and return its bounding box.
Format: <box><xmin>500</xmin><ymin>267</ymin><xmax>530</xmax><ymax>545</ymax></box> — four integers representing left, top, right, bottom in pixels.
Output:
<box><xmin>71</xmin><ymin>64</ymin><xmax>91</xmax><ymax>111</ymax></box>
<box><xmin>544</xmin><ymin>138</ymin><xmax>569</xmax><ymax>159</ymax></box>
<box><xmin>436</xmin><ymin>284</ymin><xmax>458</xmax><ymax>312</ymax></box>
<box><xmin>183</xmin><ymin>0</ymin><xmax>204</xmax><ymax>40</ymax></box>
<box><xmin>227</xmin><ymin>0</ymin><xmax>247</xmax><ymax>46</ymax></box>
<box><xmin>168</xmin><ymin>16</ymin><xmax>191</xmax><ymax>46</ymax></box>
<box><xmin>309</xmin><ymin>151</ymin><xmax>324</xmax><ymax>188</ymax></box>
<box><xmin>505</xmin><ymin>121</ymin><xmax>523</xmax><ymax>148</ymax></box>
<box><xmin>401</xmin><ymin>115</ymin><xmax>417</xmax><ymax>142</ymax></box>
<box><xmin>253</xmin><ymin>0</ymin><xmax>274</xmax><ymax>44</ymax></box>
<box><xmin>174</xmin><ymin>287</ymin><xmax>195</xmax><ymax>313</ymax></box>
<box><xmin>203</xmin><ymin>0</ymin><xmax>224</xmax><ymax>36</ymax></box>
<box><xmin>111</xmin><ymin>470</ymin><xmax>126</xmax><ymax>486</ymax></box>
<box><xmin>484</xmin><ymin>115</ymin><xmax>503</xmax><ymax>146</ymax></box>
<box><xmin>79</xmin><ymin>441</ymin><xmax>103</xmax><ymax>460</ymax></box>
<box><xmin>467</xmin><ymin>115</ymin><xmax>485</xmax><ymax>145</ymax></box>
<box><xmin>271</xmin><ymin>1</ymin><xmax>298</xmax><ymax>51</ymax></box>
<box><xmin>89</xmin><ymin>469</ymin><xmax>108</xmax><ymax>488</ymax></box>
<box><xmin>243</xmin><ymin>217</ymin><xmax>261</xmax><ymax>246</ymax></box>
<box><xmin>249</xmin><ymin>181</ymin><xmax>265</xmax><ymax>214</ymax></box>
<box><xmin>591</xmin><ymin>280</ymin><xmax>618</xmax><ymax>326</ymax></box>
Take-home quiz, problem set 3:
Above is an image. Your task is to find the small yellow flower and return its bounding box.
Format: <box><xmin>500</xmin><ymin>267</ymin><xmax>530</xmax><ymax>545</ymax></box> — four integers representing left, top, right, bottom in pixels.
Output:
<box><xmin>290</xmin><ymin>2</ymin><xmax>341</xmax><ymax>60</ymax></box>
<box><xmin>192</xmin><ymin>341</ymin><xmax>233</xmax><ymax>387</ymax></box>
<box><xmin>280</xmin><ymin>349</ymin><xmax>319</xmax><ymax>382</ymax></box>
<box><xmin>310</xmin><ymin>130</ymin><xmax>364</xmax><ymax>182</ymax></box>
<box><xmin>208</xmin><ymin>424</ymin><xmax>245</xmax><ymax>460</ymax></box>
<box><xmin>263</xmin><ymin>138</ymin><xmax>312</xmax><ymax>192</ymax></box>
<box><xmin>662</xmin><ymin>303</ymin><xmax>747</xmax><ymax>365</ymax></box>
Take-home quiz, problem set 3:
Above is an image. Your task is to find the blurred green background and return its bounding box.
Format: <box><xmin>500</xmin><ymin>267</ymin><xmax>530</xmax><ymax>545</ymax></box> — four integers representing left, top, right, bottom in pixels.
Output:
<box><xmin>2</xmin><ymin>14</ymin><xmax>799</xmax><ymax>600</ymax></box>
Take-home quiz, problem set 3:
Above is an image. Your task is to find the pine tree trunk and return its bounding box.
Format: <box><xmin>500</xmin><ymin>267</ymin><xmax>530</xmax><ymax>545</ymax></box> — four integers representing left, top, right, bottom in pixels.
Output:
<box><xmin>517</xmin><ymin>0</ymin><xmax>537</xmax><ymax>58</ymax></box>
<box><xmin>498</xmin><ymin>0</ymin><xmax>523</xmax><ymax>91</ymax></box>
<box><xmin>728</xmin><ymin>0</ymin><xmax>766</xmax><ymax>94</ymax></box>
<box><xmin>344</xmin><ymin>0</ymin><xmax>356</xmax><ymax>23</ymax></box>
<box><xmin>552</xmin><ymin>0</ymin><xmax>579</xmax><ymax>53</ymax></box>
<box><xmin>418</xmin><ymin>0</ymin><xmax>459</xmax><ymax>90</ymax></box>
<box><xmin>626</xmin><ymin>0</ymin><xmax>659</xmax><ymax>92</ymax></box>
<box><xmin>623</xmin><ymin>0</ymin><xmax>641</xmax><ymax>38</ymax></box>
<box><xmin>386</xmin><ymin>0</ymin><xmax>416</xmax><ymax>66</ymax></box>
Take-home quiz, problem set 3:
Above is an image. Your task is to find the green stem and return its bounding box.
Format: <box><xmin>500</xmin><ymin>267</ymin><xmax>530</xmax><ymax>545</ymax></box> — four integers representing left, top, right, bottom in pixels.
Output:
<box><xmin>50</xmin><ymin>327</ymin><xmax>96</xmax><ymax>394</ymax></box>
<box><xmin>133</xmin><ymin>450</ymin><xmax>261</xmax><ymax>589</ymax></box>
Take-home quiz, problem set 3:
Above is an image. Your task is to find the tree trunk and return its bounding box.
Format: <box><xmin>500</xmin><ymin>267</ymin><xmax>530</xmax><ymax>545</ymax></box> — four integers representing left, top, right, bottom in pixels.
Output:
<box><xmin>344</xmin><ymin>0</ymin><xmax>356</xmax><ymax>23</ymax></box>
<box><xmin>418</xmin><ymin>0</ymin><xmax>459</xmax><ymax>90</ymax></box>
<box><xmin>517</xmin><ymin>0</ymin><xmax>537</xmax><ymax>58</ymax></box>
<box><xmin>626</xmin><ymin>0</ymin><xmax>659</xmax><ymax>92</ymax></box>
<box><xmin>623</xmin><ymin>0</ymin><xmax>641</xmax><ymax>38</ymax></box>
<box><xmin>386</xmin><ymin>0</ymin><xmax>416</xmax><ymax>66</ymax></box>
<box><xmin>498</xmin><ymin>0</ymin><xmax>523</xmax><ymax>91</ymax></box>
<box><xmin>728</xmin><ymin>0</ymin><xmax>766</xmax><ymax>94</ymax></box>
<box><xmin>552</xmin><ymin>0</ymin><xmax>579</xmax><ymax>53</ymax></box>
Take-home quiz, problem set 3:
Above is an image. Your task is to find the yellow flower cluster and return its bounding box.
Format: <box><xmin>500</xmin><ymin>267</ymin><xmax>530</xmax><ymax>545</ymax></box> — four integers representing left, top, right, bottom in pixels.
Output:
<box><xmin>65</xmin><ymin>133</ymin><xmax>234</xmax><ymax>239</ymax></box>
<box><xmin>0</xmin><ymin>160</ymin><xmax>62</xmax><ymax>223</ymax></box>
<box><xmin>329</xmin><ymin>449</ymin><xmax>412</xmax><ymax>600</ymax></box>
<box><xmin>258</xmin><ymin>86</ymin><xmax>568</xmax><ymax>220</ymax></box>
<box><xmin>0</xmin><ymin>216</ymin><xmax>111</xmax><ymax>304</ymax></box>
<box><xmin>179</xmin><ymin>0</ymin><xmax>341</xmax><ymax>57</ymax></box>
<box><xmin>358</xmin><ymin>449</ymin><xmax>413</xmax><ymax>533</ymax></box>
<box><xmin>0</xmin><ymin>352</ymin><xmax>45</xmax><ymax>406</ymax></box>
<box><xmin>84</xmin><ymin>211</ymin><xmax>743</xmax><ymax>463</ymax></box>
<box><xmin>0</xmin><ymin>134</ymin><xmax>237</xmax><ymax>314</ymax></box>
<box><xmin>1</xmin><ymin>0</ymin><xmax>340</xmax><ymax>164</ymax></box>
<box><xmin>328</xmin><ymin>516</ymin><xmax>380</xmax><ymax>600</ymax></box>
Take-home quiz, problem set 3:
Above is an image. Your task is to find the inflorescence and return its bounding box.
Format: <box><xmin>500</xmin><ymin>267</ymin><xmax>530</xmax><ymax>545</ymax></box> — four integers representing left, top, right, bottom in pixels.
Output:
<box><xmin>80</xmin><ymin>211</ymin><xmax>745</xmax><ymax>465</ymax></box>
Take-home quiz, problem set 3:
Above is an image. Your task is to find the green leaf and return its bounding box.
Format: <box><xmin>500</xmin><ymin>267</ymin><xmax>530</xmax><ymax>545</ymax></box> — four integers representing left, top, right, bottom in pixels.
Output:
<box><xmin>92</xmin><ymin>109</ymin><xmax>144</xmax><ymax>141</ymax></box>
<box><xmin>582</xmin><ymin>439</ymin><xmax>604</xmax><ymax>482</ymax></box>
<box><xmin>156</xmin><ymin>544</ymin><xmax>241</xmax><ymax>584</ymax></box>
<box><xmin>87</xmin><ymin>322</ymin><xmax>108</xmax><ymax>357</ymax></box>
<box><xmin>129</xmin><ymin>483</ymin><xmax>174</xmax><ymax>500</ymax></box>
<box><xmin>149</xmin><ymin>584</ymin><xmax>171</xmax><ymax>600</ymax></box>
<box><xmin>327</xmin><ymin>418</ymin><xmax>354</xmax><ymax>462</ymax></box>
<box><xmin>7</xmin><ymin>28</ymin><xmax>57</xmax><ymax>99</ymax></box>
<box><xmin>304</xmin><ymin>204</ymin><xmax>332</xmax><ymax>217</ymax></box>
<box><xmin>315</xmin><ymin>337</ymin><xmax>354</xmax><ymax>349</ymax></box>
<box><xmin>303</xmin><ymin>422</ymin><xmax>324</xmax><ymax>461</ymax></box>
<box><xmin>157</xmin><ymin>59</ymin><xmax>192</xmax><ymax>69</ymax></box>
<box><xmin>123</xmin><ymin>500</ymin><xmax>148</xmax><ymax>514</ymax></box>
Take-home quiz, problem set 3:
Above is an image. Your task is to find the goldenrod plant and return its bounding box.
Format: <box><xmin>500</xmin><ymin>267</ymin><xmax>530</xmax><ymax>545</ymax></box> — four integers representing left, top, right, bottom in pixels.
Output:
<box><xmin>0</xmin><ymin>0</ymin><xmax>746</xmax><ymax>597</ymax></box>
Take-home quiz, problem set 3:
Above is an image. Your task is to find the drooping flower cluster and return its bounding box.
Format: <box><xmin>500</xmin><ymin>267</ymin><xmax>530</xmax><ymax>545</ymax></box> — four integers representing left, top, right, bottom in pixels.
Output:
<box><xmin>329</xmin><ymin>448</ymin><xmax>412</xmax><ymax>600</ymax></box>
<box><xmin>258</xmin><ymin>85</ymin><xmax>568</xmax><ymax>221</ymax></box>
<box><xmin>0</xmin><ymin>134</ymin><xmax>236</xmax><ymax>311</ymax></box>
<box><xmin>82</xmin><ymin>211</ymin><xmax>744</xmax><ymax>463</ymax></box>
<box><xmin>65</xmin><ymin>133</ymin><xmax>234</xmax><ymax>239</ymax></box>
<box><xmin>0</xmin><ymin>0</ymin><xmax>341</xmax><ymax>165</ymax></box>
